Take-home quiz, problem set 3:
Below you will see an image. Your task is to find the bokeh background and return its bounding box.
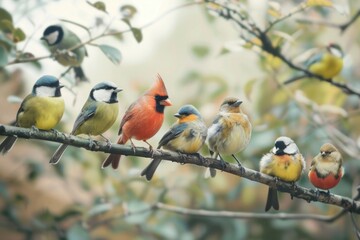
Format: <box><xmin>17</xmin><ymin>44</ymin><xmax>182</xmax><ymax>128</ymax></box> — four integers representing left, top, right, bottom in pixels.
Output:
<box><xmin>0</xmin><ymin>0</ymin><xmax>360</xmax><ymax>239</ymax></box>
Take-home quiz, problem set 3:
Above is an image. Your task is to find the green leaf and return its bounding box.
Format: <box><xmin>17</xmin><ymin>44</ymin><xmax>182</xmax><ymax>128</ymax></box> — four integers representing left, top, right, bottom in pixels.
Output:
<box><xmin>87</xmin><ymin>1</ymin><xmax>107</xmax><ymax>13</ymax></box>
<box><xmin>0</xmin><ymin>8</ymin><xmax>12</xmax><ymax>23</ymax></box>
<box><xmin>131</xmin><ymin>27</ymin><xmax>142</xmax><ymax>43</ymax></box>
<box><xmin>0</xmin><ymin>19</ymin><xmax>14</xmax><ymax>33</ymax></box>
<box><xmin>0</xmin><ymin>46</ymin><xmax>8</xmax><ymax>67</ymax></box>
<box><xmin>13</xmin><ymin>28</ymin><xmax>26</xmax><ymax>43</ymax></box>
<box><xmin>0</xmin><ymin>33</ymin><xmax>14</xmax><ymax>51</ymax></box>
<box><xmin>66</xmin><ymin>223</ymin><xmax>89</xmax><ymax>240</ymax></box>
<box><xmin>192</xmin><ymin>45</ymin><xmax>210</xmax><ymax>58</ymax></box>
<box><xmin>99</xmin><ymin>44</ymin><xmax>122</xmax><ymax>64</ymax></box>
<box><xmin>120</xmin><ymin>5</ymin><xmax>137</xmax><ymax>19</ymax></box>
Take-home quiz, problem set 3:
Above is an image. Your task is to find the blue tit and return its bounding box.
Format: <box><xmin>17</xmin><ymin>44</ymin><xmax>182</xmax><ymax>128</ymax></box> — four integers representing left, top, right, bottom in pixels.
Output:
<box><xmin>41</xmin><ymin>25</ymin><xmax>88</xmax><ymax>82</ymax></box>
<box><xmin>260</xmin><ymin>136</ymin><xmax>305</xmax><ymax>211</ymax></box>
<box><xmin>141</xmin><ymin>104</ymin><xmax>207</xmax><ymax>181</ymax></box>
<box><xmin>0</xmin><ymin>75</ymin><xmax>64</xmax><ymax>154</ymax></box>
<box><xmin>49</xmin><ymin>81</ymin><xmax>122</xmax><ymax>164</ymax></box>
<box><xmin>206</xmin><ymin>97</ymin><xmax>252</xmax><ymax>177</ymax></box>
<box><xmin>306</xmin><ymin>43</ymin><xmax>344</xmax><ymax>79</ymax></box>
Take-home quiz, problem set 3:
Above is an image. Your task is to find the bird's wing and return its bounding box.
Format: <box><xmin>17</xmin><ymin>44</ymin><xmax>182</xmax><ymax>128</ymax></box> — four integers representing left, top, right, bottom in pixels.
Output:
<box><xmin>158</xmin><ymin>123</ymin><xmax>187</xmax><ymax>148</ymax></box>
<box><xmin>71</xmin><ymin>103</ymin><xmax>97</xmax><ymax>133</ymax></box>
<box><xmin>305</xmin><ymin>52</ymin><xmax>323</xmax><ymax>69</ymax></box>
<box><xmin>118</xmin><ymin>101</ymin><xmax>139</xmax><ymax>135</ymax></box>
<box><xmin>15</xmin><ymin>94</ymin><xmax>33</xmax><ymax>124</ymax></box>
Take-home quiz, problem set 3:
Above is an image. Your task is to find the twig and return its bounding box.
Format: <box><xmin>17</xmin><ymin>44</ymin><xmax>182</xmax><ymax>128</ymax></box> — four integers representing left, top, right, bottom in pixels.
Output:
<box><xmin>1</xmin><ymin>124</ymin><xmax>360</xmax><ymax>213</ymax></box>
<box><xmin>296</xmin><ymin>9</ymin><xmax>360</xmax><ymax>33</ymax></box>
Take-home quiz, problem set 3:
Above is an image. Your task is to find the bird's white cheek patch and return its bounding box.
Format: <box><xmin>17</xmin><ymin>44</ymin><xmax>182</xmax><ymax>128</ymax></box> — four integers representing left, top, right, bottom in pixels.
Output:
<box><xmin>93</xmin><ymin>89</ymin><xmax>113</xmax><ymax>102</ymax></box>
<box><xmin>46</xmin><ymin>31</ymin><xmax>59</xmax><ymax>45</ymax></box>
<box><xmin>36</xmin><ymin>86</ymin><xmax>56</xmax><ymax>97</ymax></box>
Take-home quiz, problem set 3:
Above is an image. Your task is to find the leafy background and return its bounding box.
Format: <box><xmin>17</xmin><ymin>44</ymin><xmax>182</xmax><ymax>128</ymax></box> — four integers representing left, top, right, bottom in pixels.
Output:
<box><xmin>0</xmin><ymin>0</ymin><xmax>360</xmax><ymax>239</ymax></box>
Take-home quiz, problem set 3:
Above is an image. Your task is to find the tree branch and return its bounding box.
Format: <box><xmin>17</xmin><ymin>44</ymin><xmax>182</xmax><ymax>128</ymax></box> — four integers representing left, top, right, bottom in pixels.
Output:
<box><xmin>1</xmin><ymin>124</ymin><xmax>360</xmax><ymax>213</ymax></box>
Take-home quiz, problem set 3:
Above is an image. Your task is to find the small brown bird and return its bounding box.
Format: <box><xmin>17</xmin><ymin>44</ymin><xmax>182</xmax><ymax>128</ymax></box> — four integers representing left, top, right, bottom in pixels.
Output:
<box><xmin>260</xmin><ymin>136</ymin><xmax>305</xmax><ymax>211</ymax></box>
<box><xmin>308</xmin><ymin>143</ymin><xmax>344</xmax><ymax>192</ymax></box>
<box><xmin>206</xmin><ymin>97</ymin><xmax>252</xmax><ymax>177</ymax></box>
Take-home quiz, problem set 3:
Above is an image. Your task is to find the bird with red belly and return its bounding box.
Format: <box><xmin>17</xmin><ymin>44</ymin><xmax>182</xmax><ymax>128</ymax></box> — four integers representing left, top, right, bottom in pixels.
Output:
<box><xmin>102</xmin><ymin>74</ymin><xmax>172</xmax><ymax>169</ymax></box>
<box><xmin>308</xmin><ymin>143</ymin><xmax>344</xmax><ymax>192</ymax></box>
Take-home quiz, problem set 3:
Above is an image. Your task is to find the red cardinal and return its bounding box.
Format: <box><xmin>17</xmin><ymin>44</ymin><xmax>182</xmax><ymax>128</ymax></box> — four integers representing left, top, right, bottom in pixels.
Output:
<box><xmin>102</xmin><ymin>74</ymin><xmax>172</xmax><ymax>169</ymax></box>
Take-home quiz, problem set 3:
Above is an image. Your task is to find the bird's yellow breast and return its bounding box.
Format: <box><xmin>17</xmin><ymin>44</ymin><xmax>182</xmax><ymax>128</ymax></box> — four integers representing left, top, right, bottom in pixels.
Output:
<box><xmin>17</xmin><ymin>96</ymin><xmax>64</xmax><ymax>130</ymax></box>
<box><xmin>309</xmin><ymin>53</ymin><xmax>343</xmax><ymax>79</ymax></box>
<box><xmin>262</xmin><ymin>154</ymin><xmax>303</xmax><ymax>182</ymax></box>
<box><xmin>74</xmin><ymin>102</ymin><xmax>118</xmax><ymax>136</ymax></box>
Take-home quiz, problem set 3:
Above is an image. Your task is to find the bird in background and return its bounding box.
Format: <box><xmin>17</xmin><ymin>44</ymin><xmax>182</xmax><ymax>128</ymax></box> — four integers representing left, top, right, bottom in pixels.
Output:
<box><xmin>284</xmin><ymin>43</ymin><xmax>344</xmax><ymax>84</ymax></box>
<box><xmin>49</xmin><ymin>82</ymin><xmax>122</xmax><ymax>164</ymax></box>
<box><xmin>102</xmin><ymin>74</ymin><xmax>172</xmax><ymax>169</ymax></box>
<box><xmin>141</xmin><ymin>104</ymin><xmax>207</xmax><ymax>181</ymax></box>
<box><xmin>308</xmin><ymin>143</ymin><xmax>344</xmax><ymax>193</ymax></box>
<box><xmin>260</xmin><ymin>136</ymin><xmax>305</xmax><ymax>211</ymax></box>
<box><xmin>206</xmin><ymin>97</ymin><xmax>252</xmax><ymax>177</ymax></box>
<box><xmin>0</xmin><ymin>75</ymin><xmax>64</xmax><ymax>154</ymax></box>
<box><xmin>41</xmin><ymin>24</ymin><xmax>88</xmax><ymax>82</ymax></box>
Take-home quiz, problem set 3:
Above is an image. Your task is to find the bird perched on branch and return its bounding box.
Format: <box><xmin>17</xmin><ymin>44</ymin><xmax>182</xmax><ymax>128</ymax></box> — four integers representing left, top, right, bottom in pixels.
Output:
<box><xmin>206</xmin><ymin>97</ymin><xmax>252</xmax><ymax>177</ymax></box>
<box><xmin>308</xmin><ymin>143</ymin><xmax>344</xmax><ymax>192</ymax></box>
<box><xmin>0</xmin><ymin>75</ymin><xmax>64</xmax><ymax>154</ymax></box>
<box><xmin>49</xmin><ymin>81</ymin><xmax>122</xmax><ymax>164</ymax></box>
<box><xmin>102</xmin><ymin>74</ymin><xmax>172</xmax><ymax>169</ymax></box>
<box><xmin>260</xmin><ymin>136</ymin><xmax>305</xmax><ymax>211</ymax></box>
<box><xmin>41</xmin><ymin>24</ymin><xmax>88</xmax><ymax>82</ymax></box>
<box><xmin>141</xmin><ymin>104</ymin><xmax>207</xmax><ymax>181</ymax></box>
<box><xmin>284</xmin><ymin>43</ymin><xmax>344</xmax><ymax>85</ymax></box>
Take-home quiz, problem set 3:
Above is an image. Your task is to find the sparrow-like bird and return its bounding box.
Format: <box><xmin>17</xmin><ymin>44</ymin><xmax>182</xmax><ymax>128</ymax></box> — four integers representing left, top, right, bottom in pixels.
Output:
<box><xmin>49</xmin><ymin>81</ymin><xmax>122</xmax><ymax>164</ymax></box>
<box><xmin>308</xmin><ymin>143</ymin><xmax>344</xmax><ymax>192</ymax></box>
<box><xmin>260</xmin><ymin>136</ymin><xmax>305</xmax><ymax>211</ymax></box>
<box><xmin>41</xmin><ymin>25</ymin><xmax>88</xmax><ymax>82</ymax></box>
<box><xmin>141</xmin><ymin>104</ymin><xmax>207</xmax><ymax>181</ymax></box>
<box><xmin>0</xmin><ymin>75</ymin><xmax>64</xmax><ymax>154</ymax></box>
<box><xmin>102</xmin><ymin>74</ymin><xmax>172</xmax><ymax>169</ymax></box>
<box><xmin>206</xmin><ymin>97</ymin><xmax>252</xmax><ymax>177</ymax></box>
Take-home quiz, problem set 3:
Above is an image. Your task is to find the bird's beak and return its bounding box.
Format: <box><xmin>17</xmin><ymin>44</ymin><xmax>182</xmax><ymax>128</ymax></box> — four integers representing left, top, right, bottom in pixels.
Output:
<box><xmin>59</xmin><ymin>84</ymin><xmax>64</xmax><ymax>89</ymax></box>
<box><xmin>160</xmin><ymin>98</ymin><xmax>172</xmax><ymax>106</ymax></box>
<box><xmin>40</xmin><ymin>36</ymin><xmax>45</xmax><ymax>41</ymax></box>
<box><xmin>174</xmin><ymin>113</ymin><xmax>181</xmax><ymax>118</ymax></box>
<box><xmin>114</xmin><ymin>88</ymin><xmax>123</xmax><ymax>93</ymax></box>
<box><xmin>233</xmin><ymin>100</ymin><xmax>243</xmax><ymax>107</ymax></box>
<box><xmin>320</xmin><ymin>151</ymin><xmax>326</xmax><ymax>156</ymax></box>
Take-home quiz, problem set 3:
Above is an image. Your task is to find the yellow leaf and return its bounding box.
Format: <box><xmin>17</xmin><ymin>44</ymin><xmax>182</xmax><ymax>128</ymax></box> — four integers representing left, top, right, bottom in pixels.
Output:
<box><xmin>306</xmin><ymin>0</ymin><xmax>333</xmax><ymax>7</ymax></box>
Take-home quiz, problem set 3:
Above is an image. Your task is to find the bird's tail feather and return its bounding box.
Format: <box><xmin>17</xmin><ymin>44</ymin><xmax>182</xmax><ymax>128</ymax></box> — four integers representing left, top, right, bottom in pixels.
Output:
<box><xmin>265</xmin><ymin>187</ymin><xmax>279</xmax><ymax>211</ymax></box>
<box><xmin>74</xmin><ymin>67</ymin><xmax>88</xmax><ymax>82</ymax></box>
<box><xmin>49</xmin><ymin>144</ymin><xmax>69</xmax><ymax>164</ymax></box>
<box><xmin>0</xmin><ymin>136</ymin><xmax>17</xmax><ymax>155</ymax></box>
<box><xmin>140</xmin><ymin>159</ymin><xmax>162</xmax><ymax>181</ymax></box>
<box><xmin>102</xmin><ymin>135</ymin><xmax>126</xmax><ymax>169</ymax></box>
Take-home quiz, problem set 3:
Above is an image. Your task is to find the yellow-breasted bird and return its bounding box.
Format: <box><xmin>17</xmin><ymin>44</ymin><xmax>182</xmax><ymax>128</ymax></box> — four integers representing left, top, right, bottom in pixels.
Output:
<box><xmin>41</xmin><ymin>25</ymin><xmax>88</xmax><ymax>82</ymax></box>
<box><xmin>308</xmin><ymin>143</ymin><xmax>344</xmax><ymax>192</ymax></box>
<box><xmin>260</xmin><ymin>136</ymin><xmax>305</xmax><ymax>211</ymax></box>
<box><xmin>0</xmin><ymin>75</ymin><xmax>64</xmax><ymax>154</ymax></box>
<box><xmin>284</xmin><ymin>43</ymin><xmax>344</xmax><ymax>85</ymax></box>
<box><xmin>206</xmin><ymin>97</ymin><xmax>252</xmax><ymax>177</ymax></box>
<box><xmin>49</xmin><ymin>82</ymin><xmax>122</xmax><ymax>164</ymax></box>
<box><xmin>141</xmin><ymin>104</ymin><xmax>207</xmax><ymax>181</ymax></box>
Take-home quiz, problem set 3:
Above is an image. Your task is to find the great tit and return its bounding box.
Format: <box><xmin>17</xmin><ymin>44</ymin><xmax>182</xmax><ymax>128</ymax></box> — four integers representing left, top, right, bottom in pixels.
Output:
<box><xmin>0</xmin><ymin>75</ymin><xmax>65</xmax><ymax>154</ymax></box>
<box><xmin>49</xmin><ymin>81</ymin><xmax>122</xmax><ymax>164</ymax></box>
<box><xmin>42</xmin><ymin>25</ymin><xmax>88</xmax><ymax>82</ymax></box>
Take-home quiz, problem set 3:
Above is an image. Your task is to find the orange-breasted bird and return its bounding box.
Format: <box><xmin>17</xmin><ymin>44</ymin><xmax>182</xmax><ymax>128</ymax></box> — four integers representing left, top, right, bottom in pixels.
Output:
<box><xmin>260</xmin><ymin>136</ymin><xmax>305</xmax><ymax>211</ymax></box>
<box><xmin>308</xmin><ymin>143</ymin><xmax>344</xmax><ymax>192</ymax></box>
<box><xmin>49</xmin><ymin>81</ymin><xmax>122</xmax><ymax>164</ymax></box>
<box><xmin>141</xmin><ymin>104</ymin><xmax>207</xmax><ymax>181</ymax></box>
<box><xmin>206</xmin><ymin>97</ymin><xmax>252</xmax><ymax>177</ymax></box>
<box><xmin>102</xmin><ymin>74</ymin><xmax>172</xmax><ymax>169</ymax></box>
<box><xmin>0</xmin><ymin>75</ymin><xmax>64</xmax><ymax>154</ymax></box>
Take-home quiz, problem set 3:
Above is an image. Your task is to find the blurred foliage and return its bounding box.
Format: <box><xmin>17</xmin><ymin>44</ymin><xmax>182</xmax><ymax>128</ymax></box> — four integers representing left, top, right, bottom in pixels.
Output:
<box><xmin>0</xmin><ymin>0</ymin><xmax>360</xmax><ymax>239</ymax></box>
